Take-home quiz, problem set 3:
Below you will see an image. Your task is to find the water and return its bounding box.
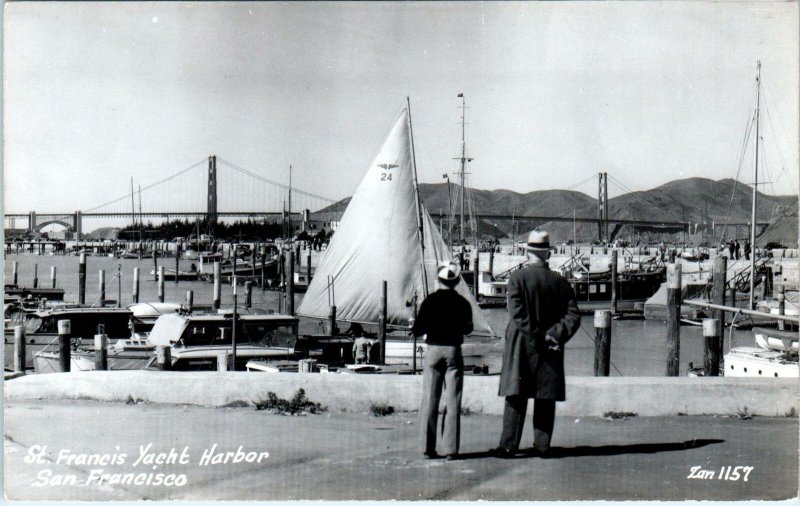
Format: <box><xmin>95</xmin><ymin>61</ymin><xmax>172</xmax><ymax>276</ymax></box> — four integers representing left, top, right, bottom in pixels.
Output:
<box><xmin>5</xmin><ymin>253</ymin><xmax>760</xmax><ymax>377</ymax></box>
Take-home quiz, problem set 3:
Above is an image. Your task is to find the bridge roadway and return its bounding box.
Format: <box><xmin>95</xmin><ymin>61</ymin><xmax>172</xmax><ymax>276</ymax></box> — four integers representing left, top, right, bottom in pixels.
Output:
<box><xmin>4</xmin><ymin>211</ymin><xmax>770</xmax><ymax>230</ymax></box>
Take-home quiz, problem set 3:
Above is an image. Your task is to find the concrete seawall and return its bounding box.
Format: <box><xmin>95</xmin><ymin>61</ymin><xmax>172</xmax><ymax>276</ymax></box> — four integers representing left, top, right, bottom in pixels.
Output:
<box><xmin>4</xmin><ymin>371</ymin><xmax>797</xmax><ymax>417</ymax></box>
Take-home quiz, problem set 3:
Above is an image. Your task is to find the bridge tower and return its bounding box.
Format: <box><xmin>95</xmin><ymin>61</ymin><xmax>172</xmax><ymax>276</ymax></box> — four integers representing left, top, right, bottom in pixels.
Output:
<box><xmin>74</xmin><ymin>211</ymin><xmax>82</xmax><ymax>240</ymax></box>
<box><xmin>207</xmin><ymin>155</ymin><xmax>217</xmax><ymax>233</ymax></box>
<box><xmin>28</xmin><ymin>211</ymin><xmax>37</xmax><ymax>233</ymax></box>
<box><xmin>597</xmin><ymin>173</ymin><xmax>609</xmax><ymax>243</ymax></box>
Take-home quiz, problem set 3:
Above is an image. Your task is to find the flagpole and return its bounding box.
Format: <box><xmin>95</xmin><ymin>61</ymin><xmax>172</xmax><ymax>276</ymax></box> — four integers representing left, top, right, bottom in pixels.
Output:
<box><xmin>407</xmin><ymin>97</ymin><xmax>429</xmax><ymax>297</ymax></box>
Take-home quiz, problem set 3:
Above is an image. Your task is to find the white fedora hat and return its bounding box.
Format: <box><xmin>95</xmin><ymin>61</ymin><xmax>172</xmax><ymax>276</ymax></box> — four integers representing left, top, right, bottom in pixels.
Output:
<box><xmin>525</xmin><ymin>230</ymin><xmax>550</xmax><ymax>251</ymax></box>
<box><xmin>437</xmin><ymin>261</ymin><xmax>461</xmax><ymax>282</ymax></box>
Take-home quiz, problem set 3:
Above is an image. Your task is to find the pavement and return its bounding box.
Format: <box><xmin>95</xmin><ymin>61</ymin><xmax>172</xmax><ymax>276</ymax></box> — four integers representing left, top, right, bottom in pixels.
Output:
<box><xmin>3</xmin><ymin>399</ymin><xmax>798</xmax><ymax>501</ymax></box>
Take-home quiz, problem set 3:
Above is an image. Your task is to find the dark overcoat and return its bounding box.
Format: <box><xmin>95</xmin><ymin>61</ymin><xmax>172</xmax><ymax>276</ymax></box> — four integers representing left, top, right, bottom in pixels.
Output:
<box><xmin>498</xmin><ymin>263</ymin><xmax>580</xmax><ymax>400</ymax></box>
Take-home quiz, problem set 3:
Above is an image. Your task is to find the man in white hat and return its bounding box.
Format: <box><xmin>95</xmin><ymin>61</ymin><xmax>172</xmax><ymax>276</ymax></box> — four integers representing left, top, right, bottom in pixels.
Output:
<box><xmin>412</xmin><ymin>260</ymin><xmax>473</xmax><ymax>460</ymax></box>
<box><xmin>495</xmin><ymin>230</ymin><xmax>580</xmax><ymax>458</ymax></box>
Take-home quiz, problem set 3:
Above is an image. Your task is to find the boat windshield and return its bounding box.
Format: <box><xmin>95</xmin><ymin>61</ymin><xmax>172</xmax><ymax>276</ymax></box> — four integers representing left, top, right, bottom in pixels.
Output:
<box><xmin>179</xmin><ymin>321</ymin><xmax>296</xmax><ymax>347</ymax></box>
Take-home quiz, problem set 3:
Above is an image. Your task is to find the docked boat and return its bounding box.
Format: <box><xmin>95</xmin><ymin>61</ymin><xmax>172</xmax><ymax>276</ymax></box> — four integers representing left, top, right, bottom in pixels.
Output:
<box><xmin>723</xmin><ymin>327</ymin><xmax>799</xmax><ymax>378</ymax></box>
<box><xmin>569</xmin><ymin>268</ymin><xmax>665</xmax><ymax>313</ymax></box>
<box><xmin>4</xmin><ymin>307</ymin><xmax>133</xmax><ymax>370</ymax></box>
<box><xmin>296</xmin><ymin>103</ymin><xmax>494</xmax><ymax>369</ymax></box>
<box><xmin>146</xmin><ymin>313</ymin><xmax>298</xmax><ymax>371</ymax></box>
<box><xmin>149</xmin><ymin>267</ymin><xmax>200</xmax><ymax>281</ymax></box>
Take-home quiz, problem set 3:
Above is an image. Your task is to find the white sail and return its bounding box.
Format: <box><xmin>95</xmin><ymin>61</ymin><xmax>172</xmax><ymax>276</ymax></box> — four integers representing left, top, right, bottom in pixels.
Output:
<box><xmin>297</xmin><ymin>109</ymin><xmax>494</xmax><ymax>336</ymax></box>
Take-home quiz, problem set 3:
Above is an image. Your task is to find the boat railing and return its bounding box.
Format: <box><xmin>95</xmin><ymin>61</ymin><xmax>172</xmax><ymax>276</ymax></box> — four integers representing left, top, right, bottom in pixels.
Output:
<box><xmin>684</xmin><ymin>299</ymin><xmax>800</xmax><ymax>325</ymax></box>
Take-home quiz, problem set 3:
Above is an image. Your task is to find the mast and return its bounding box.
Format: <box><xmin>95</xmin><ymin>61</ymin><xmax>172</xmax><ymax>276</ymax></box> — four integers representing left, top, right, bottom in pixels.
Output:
<box><xmin>288</xmin><ymin>165</ymin><xmax>293</xmax><ymax>241</ymax></box>
<box><xmin>137</xmin><ymin>185</ymin><xmax>142</xmax><ymax>229</ymax></box>
<box><xmin>459</xmin><ymin>93</ymin><xmax>466</xmax><ymax>243</ymax></box>
<box><xmin>407</xmin><ymin>96</ymin><xmax>429</xmax><ymax>297</ymax></box>
<box><xmin>749</xmin><ymin>60</ymin><xmax>761</xmax><ymax>309</ymax></box>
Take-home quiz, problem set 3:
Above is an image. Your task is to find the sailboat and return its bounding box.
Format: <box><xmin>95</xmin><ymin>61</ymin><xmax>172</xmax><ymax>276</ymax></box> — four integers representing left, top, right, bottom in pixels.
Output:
<box><xmin>722</xmin><ymin>61</ymin><xmax>798</xmax><ymax>377</ymax></box>
<box><xmin>297</xmin><ymin>102</ymin><xmax>494</xmax><ymax>362</ymax></box>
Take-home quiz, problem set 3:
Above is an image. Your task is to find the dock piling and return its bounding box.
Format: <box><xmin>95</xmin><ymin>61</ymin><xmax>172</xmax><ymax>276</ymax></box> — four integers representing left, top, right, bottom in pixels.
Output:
<box><xmin>78</xmin><ymin>253</ymin><xmax>86</xmax><ymax>305</ymax></box>
<box><xmin>186</xmin><ymin>290</ymin><xmax>194</xmax><ymax>312</ymax></box>
<box><xmin>58</xmin><ymin>319</ymin><xmax>71</xmax><ymax>373</ymax></box>
<box><xmin>156</xmin><ymin>346</ymin><xmax>171</xmax><ymax>371</ymax></box>
<box><xmin>12</xmin><ymin>260</ymin><xmax>18</xmax><ymax>286</ymax></box>
<box><xmin>152</xmin><ymin>245</ymin><xmax>158</xmax><ymax>281</ymax></box>
<box><xmin>379</xmin><ymin>280</ymin><xmax>387</xmax><ymax>364</ymax></box>
<box><xmin>33</xmin><ymin>264</ymin><xmax>38</xmax><ymax>289</ymax></box>
<box><xmin>13</xmin><ymin>325</ymin><xmax>26</xmax><ymax>374</ymax></box>
<box><xmin>50</xmin><ymin>266</ymin><xmax>57</xmax><ymax>288</ymax></box>
<box><xmin>287</xmin><ymin>250</ymin><xmax>295</xmax><ymax>316</ymax></box>
<box><xmin>710</xmin><ymin>256</ymin><xmax>727</xmax><ymax>375</ymax></box>
<box><xmin>593</xmin><ymin>310</ymin><xmax>612</xmax><ymax>376</ymax></box>
<box><xmin>99</xmin><ymin>269</ymin><xmax>106</xmax><ymax>307</ymax></box>
<box><xmin>777</xmin><ymin>284</ymin><xmax>786</xmax><ymax>331</ymax></box>
<box><xmin>213</xmin><ymin>261</ymin><xmax>221</xmax><ymax>310</ymax></box>
<box><xmin>666</xmin><ymin>263</ymin><xmax>682</xmax><ymax>376</ymax></box>
<box><xmin>157</xmin><ymin>266</ymin><xmax>165</xmax><ymax>303</ymax></box>
<box><xmin>94</xmin><ymin>333</ymin><xmax>108</xmax><ymax>371</ymax></box>
<box><xmin>327</xmin><ymin>305</ymin><xmax>337</xmax><ymax>336</ymax></box>
<box><xmin>245</xmin><ymin>282</ymin><xmax>252</xmax><ymax>309</ymax></box>
<box><xmin>132</xmin><ymin>267</ymin><xmax>140</xmax><ymax>303</ymax></box>
<box><xmin>175</xmin><ymin>243</ymin><xmax>180</xmax><ymax>284</ymax></box>
<box><xmin>610</xmin><ymin>250</ymin><xmax>618</xmax><ymax>315</ymax></box>
<box><xmin>702</xmin><ymin>318</ymin><xmax>720</xmax><ymax>376</ymax></box>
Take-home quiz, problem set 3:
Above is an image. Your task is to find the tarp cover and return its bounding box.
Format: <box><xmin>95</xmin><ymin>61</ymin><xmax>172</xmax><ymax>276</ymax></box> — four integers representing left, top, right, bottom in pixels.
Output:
<box><xmin>297</xmin><ymin>110</ymin><xmax>493</xmax><ymax>336</ymax></box>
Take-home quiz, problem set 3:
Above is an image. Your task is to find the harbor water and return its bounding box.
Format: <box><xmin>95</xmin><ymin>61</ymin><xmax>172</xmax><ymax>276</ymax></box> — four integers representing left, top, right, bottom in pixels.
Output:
<box><xmin>5</xmin><ymin>254</ymin><xmax>764</xmax><ymax>377</ymax></box>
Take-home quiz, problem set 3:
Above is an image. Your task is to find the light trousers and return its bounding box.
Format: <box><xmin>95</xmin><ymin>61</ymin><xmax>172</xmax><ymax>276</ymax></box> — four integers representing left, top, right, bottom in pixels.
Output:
<box><xmin>419</xmin><ymin>344</ymin><xmax>464</xmax><ymax>456</ymax></box>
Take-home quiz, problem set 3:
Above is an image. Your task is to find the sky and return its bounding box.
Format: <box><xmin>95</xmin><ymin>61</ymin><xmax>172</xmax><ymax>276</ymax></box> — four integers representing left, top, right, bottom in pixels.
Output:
<box><xmin>4</xmin><ymin>1</ymin><xmax>799</xmax><ymax>221</ymax></box>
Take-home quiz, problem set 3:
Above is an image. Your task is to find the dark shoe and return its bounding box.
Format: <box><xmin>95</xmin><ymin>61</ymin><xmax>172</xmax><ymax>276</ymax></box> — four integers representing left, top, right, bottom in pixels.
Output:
<box><xmin>423</xmin><ymin>451</ymin><xmax>440</xmax><ymax>460</ymax></box>
<box><xmin>491</xmin><ymin>447</ymin><xmax>516</xmax><ymax>459</ymax></box>
<box><xmin>531</xmin><ymin>447</ymin><xmax>552</xmax><ymax>459</ymax></box>
<box><xmin>446</xmin><ymin>454</ymin><xmax>460</xmax><ymax>461</ymax></box>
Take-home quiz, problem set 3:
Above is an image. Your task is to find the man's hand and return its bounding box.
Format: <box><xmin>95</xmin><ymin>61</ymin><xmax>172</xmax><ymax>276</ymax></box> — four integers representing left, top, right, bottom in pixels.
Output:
<box><xmin>544</xmin><ymin>334</ymin><xmax>561</xmax><ymax>351</ymax></box>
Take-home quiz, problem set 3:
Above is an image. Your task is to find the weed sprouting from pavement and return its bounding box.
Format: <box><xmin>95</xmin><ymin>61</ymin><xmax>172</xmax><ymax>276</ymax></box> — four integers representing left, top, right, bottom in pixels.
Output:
<box><xmin>730</xmin><ymin>406</ymin><xmax>753</xmax><ymax>420</ymax></box>
<box><xmin>369</xmin><ymin>402</ymin><xmax>395</xmax><ymax>417</ymax></box>
<box><xmin>603</xmin><ymin>411</ymin><xmax>637</xmax><ymax>420</ymax></box>
<box><xmin>255</xmin><ymin>389</ymin><xmax>325</xmax><ymax>415</ymax></box>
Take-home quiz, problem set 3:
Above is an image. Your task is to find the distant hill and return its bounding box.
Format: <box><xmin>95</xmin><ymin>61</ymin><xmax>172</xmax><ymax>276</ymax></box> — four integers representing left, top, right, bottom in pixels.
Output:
<box><xmin>315</xmin><ymin>178</ymin><xmax>797</xmax><ymax>245</ymax></box>
<box><xmin>85</xmin><ymin>227</ymin><xmax>121</xmax><ymax>241</ymax></box>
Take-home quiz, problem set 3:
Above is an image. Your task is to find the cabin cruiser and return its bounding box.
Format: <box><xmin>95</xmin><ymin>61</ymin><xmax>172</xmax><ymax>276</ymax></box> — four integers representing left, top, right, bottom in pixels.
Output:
<box><xmin>723</xmin><ymin>327</ymin><xmax>798</xmax><ymax>378</ymax></box>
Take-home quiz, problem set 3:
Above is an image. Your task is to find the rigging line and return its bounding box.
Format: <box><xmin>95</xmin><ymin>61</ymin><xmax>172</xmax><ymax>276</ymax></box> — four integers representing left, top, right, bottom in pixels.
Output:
<box><xmin>722</xmin><ymin>110</ymin><xmax>757</xmax><ymax>236</ymax></box>
<box><xmin>762</xmin><ymin>90</ymin><xmax>799</xmax><ymax>194</ymax></box>
<box><xmin>216</xmin><ymin>158</ymin><xmax>337</xmax><ymax>204</ymax></box>
<box><xmin>762</xmin><ymin>81</ymin><xmax>800</xmax><ymax>173</ymax></box>
<box><xmin>83</xmin><ymin>158</ymin><xmax>208</xmax><ymax>212</ymax></box>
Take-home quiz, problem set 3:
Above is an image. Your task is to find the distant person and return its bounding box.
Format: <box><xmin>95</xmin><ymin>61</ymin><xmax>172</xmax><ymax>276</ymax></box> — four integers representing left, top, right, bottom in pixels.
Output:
<box><xmin>412</xmin><ymin>261</ymin><xmax>473</xmax><ymax>460</ymax></box>
<box><xmin>734</xmin><ymin>240</ymin><xmax>741</xmax><ymax>260</ymax></box>
<box><xmin>728</xmin><ymin>241</ymin><xmax>735</xmax><ymax>258</ymax></box>
<box><xmin>744</xmin><ymin>241</ymin><xmax>751</xmax><ymax>261</ymax></box>
<box><xmin>495</xmin><ymin>231</ymin><xmax>580</xmax><ymax>458</ymax></box>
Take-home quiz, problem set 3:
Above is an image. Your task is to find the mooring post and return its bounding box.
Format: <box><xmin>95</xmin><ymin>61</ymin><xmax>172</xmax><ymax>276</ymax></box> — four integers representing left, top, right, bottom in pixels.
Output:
<box><xmin>232</xmin><ymin>280</ymin><xmax>238</xmax><ymax>369</ymax></box>
<box><xmin>379</xmin><ymin>280</ymin><xmax>388</xmax><ymax>364</ymax></box>
<box><xmin>702</xmin><ymin>318</ymin><xmax>720</xmax><ymax>377</ymax></box>
<box><xmin>32</xmin><ymin>263</ymin><xmax>39</xmax><ymax>289</ymax></box>
<box><xmin>252</xmin><ymin>247</ymin><xmax>257</xmax><ymax>278</ymax></box>
<box><xmin>157</xmin><ymin>266</ymin><xmax>165</xmax><ymax>303</ymax></box>
<box><xmin>710</xmin><ymin>255</ymin><xmax>727</xmax><ymax>375</ymax></box>
<box><xmin>489</xmin><ymin>247</ymin><xmax>495</xmax><ymax>275</ymax></box>
<box><xmin>669</xmin><ymin>249</ymin><xmax>677</xmax><ymax>263</ymax></box>
<box><xmin>261</xmin><ymin>245</ymin><xmax>267</xmax><ymax>291</ymax></box>
<box><xmin>213</xmin><ymin>261</ymin><xmax>221</xmax><ymax>310</ymax></box>
<box><xmin>175</xmin><ymin>242</ymin><xmax>180</xmax><ymax>284</ymax></box>
<box><xmin>727</xmin><ymin>286</ymin><xmax>737</xmax><ymax>314</ymax></box>
<box><xmin>49</xmin><ymin>265</ymin><xmax>57</xmax><ymax>289</ymax></box>
<box><xmin>156</xmin><ymin>346</ymin><xmax>171</xmax><ymax>371</ymax></box>
<box><xmin>152</xmin><ymin>244</ymin><xmax>158</xmax><ymax>281</ymax></box>
<box><xmin>12</xmin><ymin>260</ymin><xmax>18</xmax><ymax>286</ymax></box>
<box><xmin>666</xmin><ymin>263</ymin><xmax>682</xmax><ymax>376</ymax></box>
<box><xmin>99</xmin><ymin>269</ymin><xmax>106</xmax><ymax>307</ymax></box>
<box><xmin>94</xmin><ymin>333</ymin><xmax>108</xmax><ymax>371</ymax></box>
<box><xmin>13</xmin><ymin>325</ymin><xmax>26</xmax><ymax>374</ymax></box>
<box><xmin>245</xmin><ymin>281</ymin><xmax>253</xmax><ymax>309</ymax></box>
<box><xmin>306</xmin><ymin>250</ymin><xmax>312</xmax><ymax>286</ymax></box>
<box><xmin>58</xmin><ymin>319</ymin><xmax>71</xmax><ymax>372</ymax></box>
<box><xmin>593</xmin><ymin>310</ymin><xmax>612</xmax><ymax>376</ymax></box>
<box><xmin>186</xmin><ymin>290</ymin><xmax>194</xmax><ymax>312</ymax></box>
<box><xmin>610</xmin><ymin>250</ymin><xmax>619</xmax><ymax>315</ymax></box>
<box><xmin>473</xmin><ymin>250</ymin><xmax>480</xmax><ymax>299</ymax></box>
<box><xmin>78</xmin><ymin>253</ymin><xmax>86</xmax><ymax>305</ymax></box>
<box><xmin>327</xmin><ymin>305</ymin><xmax>337</xmax><ymax>336</ymax></box>
<box><xmin>132</xmin><ymin>267</ymin><xmax>140</xmax><ymax>303</ymax></box>
<box><xmin>287</xmin><ymin>250</ymin><xmax>295</xmax><ymax>316</ymax></box>
<box><xmin>777</xmin><ymin>284</ymin><xmax>786</xmax><ymax>331</ymax></box>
